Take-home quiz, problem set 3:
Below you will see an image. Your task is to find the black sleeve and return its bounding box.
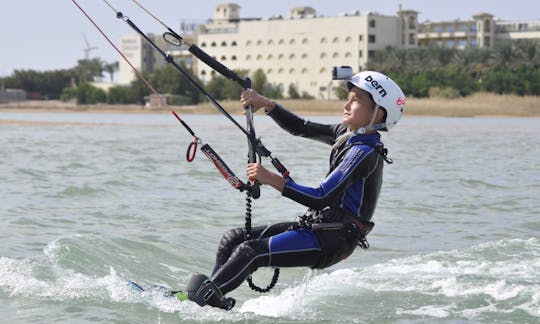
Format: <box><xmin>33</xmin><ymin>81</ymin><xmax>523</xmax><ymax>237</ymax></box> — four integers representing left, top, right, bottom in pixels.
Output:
<box><xmin>267</xmin><ymin>103</ymin><xmax>346</xmax><ymax>146</ymax></box>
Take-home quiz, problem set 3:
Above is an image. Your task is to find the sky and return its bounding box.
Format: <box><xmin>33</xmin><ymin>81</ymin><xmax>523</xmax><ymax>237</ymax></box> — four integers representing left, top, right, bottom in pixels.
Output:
<box><xmin>1</xmin><ymin>0</ymin><xmax>539</xmax><ymax>77</ymax></box>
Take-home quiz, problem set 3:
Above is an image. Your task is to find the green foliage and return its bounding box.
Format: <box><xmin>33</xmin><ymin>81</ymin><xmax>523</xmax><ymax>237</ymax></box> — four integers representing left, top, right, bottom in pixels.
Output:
<box><xmin>3</xmin><ymin>69</ymin><xmax>72</xmax><ymax>99</ymax></box>
<box><xmin>368</xmin><ymin>40</ymin><xmax>540</xmax><ymax>97</ymax></box>
<box><xmin>107</xmin><ymin>86</ymin><xmax>136</xmax><ymax>104</ymax></box>
<box><xmin>60</xmin><ymin>87</ymin><xmax>78</xmax><ymax>101</ymax></box>
<box><xmin>205</xmin><ymin>75</ymin><xmax>242</xmax><ymax>100</ymax></box>
<box><xmin>288</xmin><ymin>84</ymin><xmax>300</xmax><ymax>99</ymax></box>
<box><xmin>149</xmin><ymin>64</ymin><xmax>202</xmax><ymax>104</ymax></box>
<box><xmin>251</xmin><ymin>69</ymin><xmax>267</xmax><ymax>94</ymax></box>
<box><xmin>74</xmin><ymin>83</ymin><xmax>107</xmax><ymax>104</ymax></box>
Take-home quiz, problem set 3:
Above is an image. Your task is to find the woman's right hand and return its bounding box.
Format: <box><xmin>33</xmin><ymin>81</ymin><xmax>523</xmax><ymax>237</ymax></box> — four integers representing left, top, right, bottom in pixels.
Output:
<box><xmin>240</xmin><ymin>89</ymin><xmax>276</xmax><ymax>113</ymax></box>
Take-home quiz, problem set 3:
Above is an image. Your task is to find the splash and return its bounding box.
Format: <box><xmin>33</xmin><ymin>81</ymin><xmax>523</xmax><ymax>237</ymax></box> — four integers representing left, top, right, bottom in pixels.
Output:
<box><xmin>239</xmin><ymin>238</ymin><xmax>540</xmax><ymax>320</ymax></box>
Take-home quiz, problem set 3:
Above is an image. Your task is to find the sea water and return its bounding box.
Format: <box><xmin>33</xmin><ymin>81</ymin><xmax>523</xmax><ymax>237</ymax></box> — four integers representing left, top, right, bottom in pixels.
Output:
<box><xmin>1</xmin><ymin>111</ymin><xmax>539</xmax><ymax>323</ymax></box>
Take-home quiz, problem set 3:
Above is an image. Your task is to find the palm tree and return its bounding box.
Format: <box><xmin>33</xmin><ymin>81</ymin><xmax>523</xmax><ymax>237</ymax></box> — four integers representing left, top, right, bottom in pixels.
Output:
<box><xmin>104</xmin><ymin>61</ymin><xmax>119</xmax><ymax>82</ymax></box>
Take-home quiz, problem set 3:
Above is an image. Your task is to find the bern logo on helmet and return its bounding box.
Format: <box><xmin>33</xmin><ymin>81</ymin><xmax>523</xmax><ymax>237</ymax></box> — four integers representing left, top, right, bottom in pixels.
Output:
<box><xmin>364</xmin><ymin>75</ymin><xmax>387</xmax><ymax>97</ymax></box>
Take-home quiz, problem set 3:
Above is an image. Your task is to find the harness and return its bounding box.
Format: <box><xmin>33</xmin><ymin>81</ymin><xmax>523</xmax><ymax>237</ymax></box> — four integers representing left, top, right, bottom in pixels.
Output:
<box><xmin>290</xmin><ymin>138</ymin><xmax>392</xmax><ymax>249</ymax></box>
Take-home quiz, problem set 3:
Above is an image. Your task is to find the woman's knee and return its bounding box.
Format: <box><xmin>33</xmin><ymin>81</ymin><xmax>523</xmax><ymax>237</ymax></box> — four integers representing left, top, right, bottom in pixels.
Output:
<box><xmin>219</xmin><ymin>228</ymin><xmax>245</xmax><ymax>249</ymax></box>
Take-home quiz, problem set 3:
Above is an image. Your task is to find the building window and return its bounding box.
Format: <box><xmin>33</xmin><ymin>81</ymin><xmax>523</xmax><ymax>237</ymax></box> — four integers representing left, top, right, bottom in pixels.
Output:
<box><xmin>211</xmin><ymin>42</ymin><xmax>217</xmax><ymax>47</ymax></box>
<box><xmin>279</xmin><ymin>39</ymin><xmax>285</xmax><ymax>45</ymax></box>
<box><xmin>267</xmin><ymin>54</ymin><xmax>273</xmax><ymax>60</ymax></box>
<box><xmin>359</xmin><ymin>35</ymin><xmax>363</xmax><ymax>41</ymax></box>
<box><xmin>256</xmin><ymin>54</ymin><xmax>263</xmax><ymax>60</ymax></box>
<box><xmin>289</xmin><ymin>38</ymin><xmax>296</xmax><ymax>45</ymax></box>
<box><xmin>267</xmin><ymin>69</ymin><xmax>273</xmax><ymax>74</ymax></box>
<box><xmin>320</xmin><ymin>67</ymin><xmax>327</xmax><ymax>74</ymax></box>
<box><xmin>302</xmin><ymin>38</ymin><xmax>309</xmax><ymax>44</ymax></box>
<box><xmin>201</xmin><ymin>42</ymin><xmax>207</xmax><ymax>47</ymax></box>
<box><xmin>231</xmin><ymin>55</ymin><xmax>237</xmax><ymax>61</ymax></box>
<box><xmin>368</xmin><ymin>50</ymin><xmax>375</xmax><ymax>58</ymax></box>
<box><xmin>435</xmin><ymin>26</ymin><xmax>443</xmax><ymax>33</ymax></box>
<box><xmin>408</xmin><ymin>16</ymin><xmax>416</xmax><ymax>29</ymax></box>
<box><xmin>221</xmin><ymin>55</ymin><xmax>227</xmax><ymax>60</ymax></box>
<box><xmin>320</xmin><ymin>53</ymin><xmax>327</xmax><ymax>59</ymax></box>
<box><xmin>345</xmin><ymin>52</ymin><xmax>352</xmax><ymax>58</ymax></box>
<box><xmin>231</xmin><ymin>41</ymin><xmax>237</xmax><ymax>46</ymax></box>
<box><xmin>246</xmin><ymin>55</ymin><xmax>251</xmax><ymax>60</ymax></box>
<box><xmin>246</xmin><ymin>40</ymin><xmax>252</xmax><ymax>46</ymax></box>
<box><xmin>289</xmin><ymin>53</ymin><xmax>296</xmax><ymax>59</ymax></box>
<box><xmin>484</xmin><ymin>19</ymin><xmax>491</xmax><ymax>32</ymax></box>
<box><xmin>301</xmin><ymin>68</ymin><xmax>308</xmax><ymax>74</ymax></box>
<box><xmin>289</xmin><ymin>68</ymin><xmax>295</xmax><ymax>74</ymax></box>
<box><xmin>368</xmin><ymin>35</ymin><xmax>376</xmax><ymax>43</ymax></box>
<box><xmin>484</xmin><ymin>36</ymin><xmax>491</xmax><ymax>47</ymax></box>
<box><xmin>221</xmin><ymin>41</ymin><xmax>227</xmax><ymax>46</ymax></box>
<box><xmin>369</xmin><ymin>19</ymin><xmax>376</xmax><ymax>28</ymax></box>
<box><xmin>332</xmin><ymin>52</ymin><xmax>339</xmax><ymax>58</ymax></box>
<box><xmin>257</xmin><ymin>40</ymin><xmax>263</xmax><ymax>45</ymax></box>
<box><xmin>267</xmin><ymin>39</ymin><xmax>274</xmax><ymax>45</ymax></box>
<box><xmin>447</xmin><ymin>26</ymin><xmax>455</xmax><ymax>33</ymax></box>
<box><xmin>446</xmin><ymin>40</ymin><xmax>455</xmax><ymax>47</ymax></box>
<box><xmin>278</xmin><ymin>53</ymin><xmax>284</xmax><ymax>59</ymax></box>
<box><xmin>409</xmin><ymin>34</ymin><xmax>415</xmax><ymax>45</ymax></box>
<box><xmin>332</xmin><ymin>37</ymin><xmax>339</xmax><ymax>43</ymax></box>
<box><xmin>345</xmin><ymin>36</ymin><xmax>352</xmax><ymax>43</ymax></box>
<box><xmin>321</xmin><ymin>37</ymin><xmax>327</xmax><ymax>43</ymax></box>
<box><xmin>301</xmin><ymin>53</ymin><xmax>308</xmax><ymax>59</ymax></box>
<box><xmin>359</xmin><ymin>50</ymin><xmax>363</xmax><ymax>58</ymax></box>
<box><xmin>278</xmin><ymin>68</ymin><xmax>284</xmax><ymax>74</ymax></box>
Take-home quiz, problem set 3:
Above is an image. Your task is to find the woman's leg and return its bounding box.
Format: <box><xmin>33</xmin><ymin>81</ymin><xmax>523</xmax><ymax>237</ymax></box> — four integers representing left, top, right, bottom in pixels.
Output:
<box><xmin>211</xmin><ymin>222</ymin><xmax>296</xmax><ymax>275</ymax></box>
<box><xmin>211</xmin><ymin>227</ymin><xmax>322</xmax><ymax>295</ymax></box>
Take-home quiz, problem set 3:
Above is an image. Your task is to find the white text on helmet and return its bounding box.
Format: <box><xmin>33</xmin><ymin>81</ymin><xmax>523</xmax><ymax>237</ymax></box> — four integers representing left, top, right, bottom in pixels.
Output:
<box><xmin>364</xmin><ymin>75</ymin><xmax>387</xmax><ymax>98</ymax></box>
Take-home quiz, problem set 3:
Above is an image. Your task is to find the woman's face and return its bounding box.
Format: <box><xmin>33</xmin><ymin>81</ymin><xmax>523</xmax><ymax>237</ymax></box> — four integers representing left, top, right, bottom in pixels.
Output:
<box><xmin>342</xmin><ymin>87</ymin><xmax>381</xmax><ymax>131</ymax></box>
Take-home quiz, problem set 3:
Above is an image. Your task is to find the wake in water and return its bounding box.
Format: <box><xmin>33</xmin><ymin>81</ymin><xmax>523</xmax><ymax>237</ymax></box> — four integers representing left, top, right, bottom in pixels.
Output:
<box><xmin>1</xmin><ymin>237</ymin><xmax>538</xmax><ymax>322</ymax></box>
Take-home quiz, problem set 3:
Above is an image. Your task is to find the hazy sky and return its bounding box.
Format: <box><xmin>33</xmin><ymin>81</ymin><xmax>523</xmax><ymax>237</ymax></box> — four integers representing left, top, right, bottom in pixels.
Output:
<box><xmin>1</xmin><ymin>0</ymin><xmax>539</xmax><ymax>76</ymax></box>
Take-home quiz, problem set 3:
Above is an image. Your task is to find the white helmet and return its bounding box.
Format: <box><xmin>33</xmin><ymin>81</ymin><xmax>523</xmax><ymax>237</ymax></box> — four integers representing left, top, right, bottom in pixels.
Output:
<box><xmin>343</xmin><ymin>71</ymin><xmax>406</xmax><ymax>131</ymax></box>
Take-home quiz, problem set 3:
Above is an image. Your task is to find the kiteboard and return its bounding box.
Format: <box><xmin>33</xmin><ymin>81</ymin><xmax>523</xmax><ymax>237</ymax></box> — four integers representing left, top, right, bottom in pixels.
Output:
<box><xmin>127</xmin><ymin>280</ymin><xmax>188</xmax><ymax>301</ymax></box>
<box><xmin>127</xmin><ymin>277</ymin><xmax>236</xmax><ymax>310</ymax></box>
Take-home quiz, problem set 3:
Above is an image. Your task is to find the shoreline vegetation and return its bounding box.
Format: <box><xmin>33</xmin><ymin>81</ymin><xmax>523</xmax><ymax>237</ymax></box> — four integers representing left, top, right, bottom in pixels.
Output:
<box><xmin>1</xmin><ymin>92</ymin><xmax>539</xmax><ymax>117</ymax></box>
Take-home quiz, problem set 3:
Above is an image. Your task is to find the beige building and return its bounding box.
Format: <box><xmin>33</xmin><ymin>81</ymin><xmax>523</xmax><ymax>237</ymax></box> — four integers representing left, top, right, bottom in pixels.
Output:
<box><xmin>118</xmin><ymin>3</ymin><xmax>540</xmax><ymax>98</ymax></box>
<box><xmin>197</xmin><ymin>5</ymin><xmax>406</xmax><ymax>99</ymax></box>
<box><xmin>118</xmin><ymin>33</ymin><xmax>195</xmax><ymax>85</ymax></box>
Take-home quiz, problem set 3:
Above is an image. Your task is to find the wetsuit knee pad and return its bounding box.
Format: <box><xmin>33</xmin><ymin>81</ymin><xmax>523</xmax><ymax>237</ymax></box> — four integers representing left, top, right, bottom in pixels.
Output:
<box><xmin>219</xmin><ymin>228</ymin><xmax>246</xmax><ymax>251</ymax></box>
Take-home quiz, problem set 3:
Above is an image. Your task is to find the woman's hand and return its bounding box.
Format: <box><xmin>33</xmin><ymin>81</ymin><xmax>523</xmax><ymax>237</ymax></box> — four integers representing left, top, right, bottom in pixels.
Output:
<box><xmin>240</xmin><ymin>89</ymin><xmax>276</xmax><ymax>113</ymax></box>
<box><xmin>246</xmin><ymin>163</ymin><xmax>285</xmax><ymax>192</ymax></box>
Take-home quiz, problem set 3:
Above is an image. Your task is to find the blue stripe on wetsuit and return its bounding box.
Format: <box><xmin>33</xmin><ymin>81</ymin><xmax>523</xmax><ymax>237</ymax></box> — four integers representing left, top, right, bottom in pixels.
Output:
<box><xmin>282</xmin><ymin>143</ymin><xmax>374</xmax><ymax>211</ymax></box>
<box><xmin>269</xmin><ymin>228</ymin><xmax>320</xmax><ymax>253</ymax></box>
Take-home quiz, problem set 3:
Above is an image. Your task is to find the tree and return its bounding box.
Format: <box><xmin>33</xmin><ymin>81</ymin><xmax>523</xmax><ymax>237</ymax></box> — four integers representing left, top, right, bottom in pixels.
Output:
<box><xmin>150</xmin><ymin>64</ymin><xmax>203</xmax><ymax>104</ymax></box>
<box><xmin>103</xmin><ymin>61</ymin><xmax>119</xmax><ymax>82</ymax></box>
<box><xmin>288</xmin><ymin>83</ymin><xmax>300</xmax><ymax>99</ymax></box>
<box><xmin>251</xmin><ymin>69</ymin><xmax>267</xmax><ymax>94</ymax></box>
<box><xmin>73</xmin><ymin>58</ymin><xmax>104</xmax><ymax>85</ymax></box>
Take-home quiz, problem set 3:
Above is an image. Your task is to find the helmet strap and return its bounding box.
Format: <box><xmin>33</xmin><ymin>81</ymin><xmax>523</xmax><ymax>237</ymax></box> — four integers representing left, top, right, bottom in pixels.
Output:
<box><xmin>368</xmin><ymin>104</ymin><xmax>379</xmax><ymax>128</ymax></box>
<box><xmin>352</xmin><ymin>105</ymin><xmax>386</xmax><ymax>135</ymax></box>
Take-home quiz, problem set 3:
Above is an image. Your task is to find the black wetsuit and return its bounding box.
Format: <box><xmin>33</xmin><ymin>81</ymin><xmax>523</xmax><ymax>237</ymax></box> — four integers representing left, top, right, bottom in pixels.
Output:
<box><xmin>211</xmin><ymin>104</ymin><xmax>386</xmax><ymax>295</ymax></box>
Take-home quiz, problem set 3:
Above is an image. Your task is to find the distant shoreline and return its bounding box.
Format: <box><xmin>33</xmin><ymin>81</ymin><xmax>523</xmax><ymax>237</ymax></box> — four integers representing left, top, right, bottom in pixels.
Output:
<box><xmin>1</xmin><ymin>92</ymin><xmax>539</xmax><ymax>117</ymax></box>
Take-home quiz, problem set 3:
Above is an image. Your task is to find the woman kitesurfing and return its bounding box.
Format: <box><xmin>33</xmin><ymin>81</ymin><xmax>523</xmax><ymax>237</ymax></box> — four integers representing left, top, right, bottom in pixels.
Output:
<box><xmin>183</xmin><ymin>70</ymin><xmax>406</xmax><ymax>310</ymax></box>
